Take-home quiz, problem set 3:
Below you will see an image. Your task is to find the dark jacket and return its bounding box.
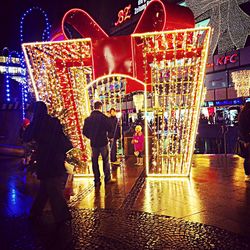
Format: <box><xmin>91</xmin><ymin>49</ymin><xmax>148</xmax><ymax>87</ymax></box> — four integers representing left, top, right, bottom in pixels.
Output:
<box><xmin>83</xmin><ymin>110</ymin><xmax>111</xmax><ymax>148</ymax></box>
<box><xmin>24</xmin><ymin>114</ymin><xmax>67</xmax><ymax>179</ymax></box>
<box><xmin>239</xmin><ymin>108</ymin><xmax>250</xmax><ymax>142</ymax></box>
<box><xmin>108</xmin><ymin>116</ymin><xmax>121</xmax><ymax>140</ymax></box>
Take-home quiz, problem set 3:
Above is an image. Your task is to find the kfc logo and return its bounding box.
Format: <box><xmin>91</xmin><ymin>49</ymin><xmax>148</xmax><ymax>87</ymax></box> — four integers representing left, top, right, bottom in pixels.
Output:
<box><xmin>216</xmin><ymin>53</ymin><xmax>238</xmax><ymax>65</ymax></box>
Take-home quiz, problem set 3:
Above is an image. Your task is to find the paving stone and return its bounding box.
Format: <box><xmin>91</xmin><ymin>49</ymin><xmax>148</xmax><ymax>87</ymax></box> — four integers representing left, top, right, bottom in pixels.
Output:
<box><xmin>1</xmin><ymin>208</ymin><xmax>249</xmax><ymax>249</ymax></box>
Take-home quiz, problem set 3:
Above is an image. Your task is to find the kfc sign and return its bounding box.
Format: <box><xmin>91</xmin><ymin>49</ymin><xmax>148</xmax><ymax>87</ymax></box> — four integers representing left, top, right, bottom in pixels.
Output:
<box><xmin>216</xmin><ymin>53</ymin><xmax>238</xmax><ymax>65</ymax></box>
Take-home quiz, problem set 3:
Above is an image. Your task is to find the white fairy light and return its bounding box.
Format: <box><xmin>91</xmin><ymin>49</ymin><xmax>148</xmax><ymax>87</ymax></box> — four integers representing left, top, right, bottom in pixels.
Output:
<box><xmin>231</xmin><ymin>70</ymin><xmax>250</xmax><ymax>97</ymax></box>
<box><xmin>185</xmin><ymin>0</ymin><xmax>250</xmax><ymax>54</ymax></box>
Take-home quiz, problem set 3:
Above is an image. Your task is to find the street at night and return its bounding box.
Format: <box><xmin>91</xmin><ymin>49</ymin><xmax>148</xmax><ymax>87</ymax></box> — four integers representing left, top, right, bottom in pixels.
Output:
<box><xmin>1</xmin><ymin>0</ymin><xmax>250</xmax><ymax>249</ymax></box>
<box><xmin>0</xmin><ymin>155</ymin><xmax>250</xmax><ymax>249</ymax></box>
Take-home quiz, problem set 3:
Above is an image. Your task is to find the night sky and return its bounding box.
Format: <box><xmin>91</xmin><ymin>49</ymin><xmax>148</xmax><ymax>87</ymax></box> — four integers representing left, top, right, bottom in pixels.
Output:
<box><xmin>0</xmin><ymin>0</ymin><xmax>132</xmax><ymax>51</ymax></box>
<box><xmin>0</xmin><ymin>0</ymin><xmax>181</xmax><ymax>52</ymax></box>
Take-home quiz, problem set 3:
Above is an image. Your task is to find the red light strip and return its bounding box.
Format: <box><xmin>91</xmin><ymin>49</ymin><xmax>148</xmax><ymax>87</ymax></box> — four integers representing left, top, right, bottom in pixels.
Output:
<box><xmin>61</xmin><ymin>8</ymin><xmax>109</xmax><ymax>40</ymax></box>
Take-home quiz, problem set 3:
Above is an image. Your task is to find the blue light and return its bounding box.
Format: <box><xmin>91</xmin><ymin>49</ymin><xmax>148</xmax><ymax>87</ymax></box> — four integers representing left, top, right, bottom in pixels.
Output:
<box><xmin>17</xmin><ymin>6</ymin><xmax>51</xmax><ymax>118</ymax></box>
<box><xmin>20</xmin><ymin>6</ymin><xmax>51</xmax><ymax>44</ymax></box>
<box><xmin>5</xmin><ymin>52</ymin><xmax>11</xmax><ymax>102</ymax></box>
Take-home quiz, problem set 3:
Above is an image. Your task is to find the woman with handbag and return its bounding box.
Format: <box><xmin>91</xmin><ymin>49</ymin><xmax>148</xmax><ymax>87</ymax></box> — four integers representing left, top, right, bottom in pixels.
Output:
<box><xmin>238</xmin><ymin>102</ymin><xmax>250</xmax><ymax>182</ymax></box>
<box><xmin>132</xmin><ymin>125</ymin><xmax>144</xmax><ymax>165</ymax></box>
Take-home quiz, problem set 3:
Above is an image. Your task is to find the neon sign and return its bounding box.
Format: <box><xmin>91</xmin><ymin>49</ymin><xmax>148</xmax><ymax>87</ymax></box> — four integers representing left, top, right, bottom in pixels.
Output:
<box><xmin>216</xmin><ymin>53</ymin><xmax>238</xmax><ymax>65</ymax></box>
<box><xmin>115</xmin><ymin>4</ymin><xmax>131</xmax><ymax>26</ymax></box>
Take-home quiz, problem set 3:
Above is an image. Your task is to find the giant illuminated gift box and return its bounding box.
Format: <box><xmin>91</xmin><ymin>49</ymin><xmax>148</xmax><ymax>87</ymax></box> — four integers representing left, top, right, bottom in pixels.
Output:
<box><xmin>22</xmin><ymin>0</ymin><xmax>211</xmax><ymax>177</ymax></box>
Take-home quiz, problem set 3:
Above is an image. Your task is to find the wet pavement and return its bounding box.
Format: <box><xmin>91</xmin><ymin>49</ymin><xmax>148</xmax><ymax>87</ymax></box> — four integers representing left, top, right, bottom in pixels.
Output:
<box><xmin>0</xmin><ymin>155</ymin><xmax>250</xmax><ymax>249</ymax></box>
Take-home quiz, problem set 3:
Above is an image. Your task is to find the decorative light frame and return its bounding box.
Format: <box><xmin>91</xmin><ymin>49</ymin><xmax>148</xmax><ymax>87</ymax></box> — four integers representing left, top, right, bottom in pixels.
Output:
<box><xmin>84</xmin><ymin>74</ymin><xmax>149</xmax><ymax>175</ymax></box>
<box><xmin>22</xmin><ymin>39</ymin><xmax>93</xmax><ymax>174</ymax></box>
<box><xmin>132</xmin><ymin>27</ymin><xmax>211</xmax><ymax>177</ymax></box>
<box><xmin>22</xmin><ymin>36</ymin><xmax>149</xmax><ymax>175</ymax></box>
<box><xmin>22</xmin><ymin>1</ymin><xmax>211</xmax><ymax>177</ymax></box>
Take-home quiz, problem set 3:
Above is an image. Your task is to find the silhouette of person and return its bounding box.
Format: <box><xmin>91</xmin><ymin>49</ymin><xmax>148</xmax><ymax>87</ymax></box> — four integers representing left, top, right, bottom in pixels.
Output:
<box><xmin>238</xmin><ymin>102</ymin><xmax>250</xmax><ymax>182</ymax></box>
<box><xmin>200</xmin><ymin>114</ymin><xmax>208</xmax><ymax>125</ymax></box>
<box><xmin>108</xmin><ymin>108</ymin><xmax>121</xmax><ymax>165</ymax></box>
<box><xmin>83</xmin><ymin>101</ymin><xmax>114</xmax><ymax>187</ymax></box>
<box><xmin>24</xmin><ymin>101</ymin><xmax>71</xmax><ymax>225</ymax></box>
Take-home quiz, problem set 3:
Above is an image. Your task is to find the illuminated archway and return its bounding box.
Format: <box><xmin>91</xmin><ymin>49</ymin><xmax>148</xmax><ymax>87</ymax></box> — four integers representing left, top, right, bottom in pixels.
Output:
<box><xmin>84</xmin><ymin>74</ymin><xmax>149</xmax><ymax>175</ymax></box>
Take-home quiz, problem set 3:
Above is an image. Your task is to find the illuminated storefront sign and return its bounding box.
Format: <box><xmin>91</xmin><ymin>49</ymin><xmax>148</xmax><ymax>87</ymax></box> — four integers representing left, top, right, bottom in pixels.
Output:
<box><xmin>216</xmin><ymin>53</ymin><xmax>238</xmax><ymax>65</ymax></box>
<box><xmin>206</xmin><ymin>52</ymin><xmax>239</xmax><ymax>70</ymax></box>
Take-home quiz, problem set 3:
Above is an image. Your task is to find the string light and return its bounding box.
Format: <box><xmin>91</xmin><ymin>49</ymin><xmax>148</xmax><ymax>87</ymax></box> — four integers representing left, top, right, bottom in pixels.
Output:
<box><xmin>9</xmin><ymin>51</ymin><xmax>28</xmax><ymax>120</ymax></box>
<box><xmin>22</xmin><ymin>25</ymin><xmax>210</xmax><ymax>178</ymax></box>
<box><xmin>185</xmin><ymin>0</ymin><xmax>250</xmax><ymax>54</ymax></box>
<box><xmin>22</xmin><ymin>39</ymin><xmax>95</xmax><ymax>174</ymax></box>
<box><xmin>19</xmin><ymin>6</ymin><xmax>51</xmax><ymax>119</ymax></box>
<box><xmin>22</xmin><ymin>33</ymin><xmax>147</xmax><ymax>176</ymax></box>
<box><xmin>5</xmin><ymin>54</ymin><xmax>11</xmax><ymax>103</ymax></box>
<box><xmin>20</xmin><ymin>6</ymin><xmax>51</xmax><ymax>45</ymax></box>
<box><xmin>2</xmin><ymin>52</ymin><xmax>28</xmax><ymax>120</ymax></box>
<box><xmin>132</xmin><ymin>27</ymin><xmax>211</xmax><ymax>177</ymax></box>
<box><xmin>231</xmin><ymin>70</ymin><xmax>250</xmax><ymax>97</ymax></box>
<box><xmin>3</xmin><ymin>49</ymin><xmax>23</xmax><ymax>105</ymax></box>
<box><xmin>86</xmin><ymin>74</ymin><xmax>146</xmax><ymax>164</ymax></box>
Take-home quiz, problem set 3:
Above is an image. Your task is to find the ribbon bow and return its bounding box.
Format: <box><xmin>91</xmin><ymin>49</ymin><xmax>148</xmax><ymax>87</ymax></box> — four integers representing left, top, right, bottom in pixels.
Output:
<box><xmin>51</xmin><ymin>0</ymin><xmax>194</xmax><ymax>93</ymax></box>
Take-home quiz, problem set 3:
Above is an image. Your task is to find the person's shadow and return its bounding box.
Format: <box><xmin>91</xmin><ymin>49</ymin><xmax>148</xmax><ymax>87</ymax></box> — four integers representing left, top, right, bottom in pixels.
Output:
<box><xmin>28</xmin><ymin>212</ymin><xmax>74</xmax><ymax>250</ymax></box>
<box><xmin>94</xmin><ymin>186</ymin><xmax>102</xmax><ymax>208</ymax></box>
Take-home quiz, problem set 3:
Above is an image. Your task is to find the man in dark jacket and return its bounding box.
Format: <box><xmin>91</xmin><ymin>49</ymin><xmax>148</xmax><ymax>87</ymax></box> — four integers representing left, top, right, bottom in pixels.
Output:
<box><xmin>83</xmin><ymin>101</ymin><xmax>113</xmax><ymax>186</ymax></box>
<box><xmin>24</xmin><ymin>101</ymin><xmax>71</xmax><ymax>225</ymax></box>
<box><xmin>108</xmin><ymin>108</ymin><xmax>121</xmax><ymax>164</ymax></box>
<box><xmin>238</xmin><ymin>102</ymin><xmax>250</xmax><ymax>182</ymax></box>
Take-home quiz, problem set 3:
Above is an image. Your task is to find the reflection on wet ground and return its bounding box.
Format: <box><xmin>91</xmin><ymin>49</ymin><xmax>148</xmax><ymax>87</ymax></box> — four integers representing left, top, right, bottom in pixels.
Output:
<box><xmin>0</xmin><ymin>154</ymin><xmax>250</xmax><ymax>249</ymax></box>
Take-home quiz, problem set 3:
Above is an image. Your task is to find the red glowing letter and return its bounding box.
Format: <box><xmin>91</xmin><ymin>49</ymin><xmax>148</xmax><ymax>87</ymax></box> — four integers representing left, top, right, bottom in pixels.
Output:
<box><xmin>230</xmin><ymin>53</ymin><xmax>238</xmax><ymax>63</ymax></box>
<box><xmin>224</xmin><ymin>55</ymin><xmax>231</xmax><ymax>64</ymax></box>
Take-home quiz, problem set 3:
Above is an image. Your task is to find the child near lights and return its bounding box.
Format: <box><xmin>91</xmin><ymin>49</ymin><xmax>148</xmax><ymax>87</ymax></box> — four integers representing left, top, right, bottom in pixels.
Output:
<box><xmin>132</xmin><ymin>125</ymin><xmax>144</xmax><ymax>165</ymax></box>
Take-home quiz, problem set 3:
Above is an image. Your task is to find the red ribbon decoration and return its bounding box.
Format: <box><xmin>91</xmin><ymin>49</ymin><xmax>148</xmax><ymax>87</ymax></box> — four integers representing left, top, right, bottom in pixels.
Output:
<box><xmin>51</xmin><ymin>0</ymin><xmax>195</xmax><ymax>93</ymax></box>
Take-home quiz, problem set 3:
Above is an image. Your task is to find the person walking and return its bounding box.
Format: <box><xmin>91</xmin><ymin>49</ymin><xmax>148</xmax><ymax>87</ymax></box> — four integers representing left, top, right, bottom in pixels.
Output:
<box><xmin>19</xmin><ymin>118</ymin><xmax>31</xmax><ymax>169</ymax></box>
<box><xmin>83</xmin><ymin>101</ymin><xmax>114</xmax><ymax>187</ymax></box>
<box><xmin>23</xmin><ymin>101</ymin><xmax>72</xmax><ymax>226</ymax></box>
<box><xmin>238</xmin><ymin>102</ymin><xmax>250</xmax><ymax>182</ymax></box>
<box><xmin>108</xmin><ymin>108</ymin><xmax>121</xmax><ymax>165</ymax></box>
